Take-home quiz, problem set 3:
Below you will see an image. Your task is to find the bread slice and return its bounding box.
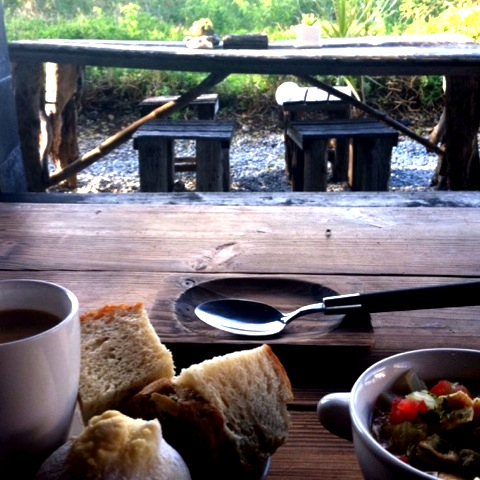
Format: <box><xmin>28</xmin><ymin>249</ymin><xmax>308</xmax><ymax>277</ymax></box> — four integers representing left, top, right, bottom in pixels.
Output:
<box><xmin>176</xmin><ymin>344</ymin><xmax>293</xmax><ymax>471</ymax></box>
<box><xmin>126</xmin><ymin>344</ymin><xmax>293</xmax><ymax>479</ymax></box>
<box><xmin>78</xmin><ymin>303</ymin><xmax>175</xmax><ymax>423</ymax></box>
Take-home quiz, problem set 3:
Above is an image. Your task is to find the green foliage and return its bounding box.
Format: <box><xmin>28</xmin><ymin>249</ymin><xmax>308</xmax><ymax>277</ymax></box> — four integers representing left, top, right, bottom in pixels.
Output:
<box><xmin>318</xmin><ymin>0</ymin><xmax>398</xmax><ymax>37</ymax></box>
<box><xmin>398</xmin><ymin>0</ymin><xmax>451</xmax><ymax>29</ymax></box>
<box><xmin>418</xmin><ymin>75</ymin><xmax>444</xmax><ymax>107</ymax></box>
<box><xmin>403</xmin><ymin>1</ymin><xmax>480</xmax><ymax>42</ymax></box>
<box><xmin>5</xmin><ymin>4</ymin><xmax>180</xmax><ymax>40</ymax></box>
<box><xmin>300</xmin><ymin>13</ymin><xmax>318</xmax><ymax>26</ymax></box>
<box><xmin>177</xmin><ymin>0</ymin><xmax>305</xmax><ymax>34</ymax></box>
<box><xmin>4</xmin><ymin>0</ymin><xmax>474</xmax><ymax>114</ymax></box>
<box><xmin>311</xmin><ymin>0</ymin><xmax>397</xmax><ymax>101</ymax></box>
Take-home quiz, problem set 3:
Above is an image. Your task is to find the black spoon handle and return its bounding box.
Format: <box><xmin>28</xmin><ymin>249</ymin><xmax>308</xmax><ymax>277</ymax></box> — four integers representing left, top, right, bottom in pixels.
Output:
<box><xmin>323</xmin><ymin>281</ymin><xmax>480</xmax><ymax>314</ymax></box>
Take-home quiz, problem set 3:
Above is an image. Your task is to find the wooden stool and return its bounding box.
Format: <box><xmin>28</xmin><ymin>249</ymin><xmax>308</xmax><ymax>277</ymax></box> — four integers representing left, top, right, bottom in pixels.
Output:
<box><xmin>278</xmin><ymin>85</ymin><xmax>352</xmax><ymax>183</ymax></box>
<box><xmin>139</xmin><ymin>93</ymin><xmax>219</xmax><ymax>119</ymax></box>
<box><xmin>286</xmin><ymin>119</ymin><xmax>399</xmax><ymax>191</ymax></box>
<box><xmin>132</xmin><ymin>120</ymin><xmax>235</xmax><ymax>192</ymax></box>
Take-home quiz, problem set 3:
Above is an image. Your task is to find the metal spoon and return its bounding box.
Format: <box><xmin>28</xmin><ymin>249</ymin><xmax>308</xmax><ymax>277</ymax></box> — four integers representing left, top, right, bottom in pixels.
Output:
<box><xmin>194</xmin><ymin>281</ymin><xmax>480</xmax><ymax>336</ymax></box>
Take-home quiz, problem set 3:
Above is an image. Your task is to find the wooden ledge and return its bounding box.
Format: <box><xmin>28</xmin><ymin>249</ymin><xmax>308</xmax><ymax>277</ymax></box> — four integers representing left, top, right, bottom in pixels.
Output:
<box><xmin>1</xmin><ymin>191</ymin><xmax>480</xmax><ymax>207</ymax></box>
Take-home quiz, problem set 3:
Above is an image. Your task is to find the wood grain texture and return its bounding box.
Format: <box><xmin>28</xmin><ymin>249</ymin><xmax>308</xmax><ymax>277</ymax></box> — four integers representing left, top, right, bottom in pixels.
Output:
<box><xmin>2</xmin><ymin>191</ymin><xmax>480</xmax><ymax>207</ymax></box>
<box><xmin>8</xmin><ymin>36</ymin><xmax>480</xmax><ymax>76</ymax></box>
<box><xmin>1</xmin><ymin>203</ymin><xmax>479</xmax><ymax>276</ymax></box>
<box><xmin>1</xmin><ymin>200</ymin><xmax>479</xmax><ymax>479</ymax></box>
<box><xmin>269</xmin><ymin>410</ymin><xmax>362</xmax><ymax>479</ymax></box>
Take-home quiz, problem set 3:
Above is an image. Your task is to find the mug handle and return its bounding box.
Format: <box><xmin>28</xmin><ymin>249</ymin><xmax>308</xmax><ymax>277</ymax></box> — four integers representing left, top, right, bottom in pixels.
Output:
<box><xmin>317</xmin><ymin>392</ymin><xmax>353</xmax><ymax>441</ymax></box>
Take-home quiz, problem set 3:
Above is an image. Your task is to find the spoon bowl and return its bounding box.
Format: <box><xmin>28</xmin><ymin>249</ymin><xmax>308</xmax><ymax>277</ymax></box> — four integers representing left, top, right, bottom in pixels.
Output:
<box><xmin>194</xmin><ymin>281</ymin><xmax>480</xmax><ymax>336</ymax></box>
<box><xmin>194</xmin><ymin>298</ymin><xmax>344</xmax><ymax>336</ymax></box>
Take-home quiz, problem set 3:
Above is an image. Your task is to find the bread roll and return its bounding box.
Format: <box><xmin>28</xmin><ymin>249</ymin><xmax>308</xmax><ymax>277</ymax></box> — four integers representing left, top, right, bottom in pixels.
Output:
<box><xmin>127</xmin><ymin>344</ymin><xmax>293</xmax><ymax>479</ymax></box>
<box><xmin>79</xmin><ymin>303</ymin><xmax>175</xmax><ymax>423</ymax></box>
<box><xmin>35</xmin><ymin>410</ymin><xmax>191</xmax><ymax>480</ymax></box>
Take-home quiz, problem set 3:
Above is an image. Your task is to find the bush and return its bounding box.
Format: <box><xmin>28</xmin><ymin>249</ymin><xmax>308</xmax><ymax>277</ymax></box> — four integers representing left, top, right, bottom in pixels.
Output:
<box><xmin>5</xmin><ymin>0</ymin><xmax>476</xmax><ymax>117</ymax></box>
<box><xmin>403</xmin><ymin>2</ymin><xmax>480</xmax><ymax>42</ymax></box>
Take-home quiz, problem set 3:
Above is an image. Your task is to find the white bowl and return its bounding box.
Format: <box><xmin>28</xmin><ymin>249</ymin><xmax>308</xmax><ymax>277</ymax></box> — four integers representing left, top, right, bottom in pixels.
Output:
<box><xmin>317</xmin><ymin>348</ymin><xmax>480</xmax><ymax>480</ymax></box>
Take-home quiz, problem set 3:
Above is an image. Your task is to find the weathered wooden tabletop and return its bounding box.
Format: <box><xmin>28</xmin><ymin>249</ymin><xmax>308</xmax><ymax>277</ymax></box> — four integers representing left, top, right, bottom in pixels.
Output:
<box><xmin>8</xmin><ymin>34</ymin><xmax>480</xmax><ymax>76</ymax></box>
<box><xmin>1</xmin><ymin>191</ymin><xmax>479</xmax><ymax>479</ymax></box>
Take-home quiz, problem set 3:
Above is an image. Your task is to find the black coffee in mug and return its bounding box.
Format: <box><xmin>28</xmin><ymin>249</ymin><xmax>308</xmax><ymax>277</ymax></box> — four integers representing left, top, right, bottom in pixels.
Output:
<box><xmin>0</xmin><ymin>309</ymin><xmax>61</xmax><ymax>344</ymax></box>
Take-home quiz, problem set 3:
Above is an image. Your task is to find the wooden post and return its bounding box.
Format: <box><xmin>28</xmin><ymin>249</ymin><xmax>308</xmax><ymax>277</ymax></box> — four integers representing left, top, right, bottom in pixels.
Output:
<box><xmin>350</xmin><ymin>137</ymin><xmax>396</xmax><ymax>191</ymax></box>
<box><xmin>220</xmin><ymin>141</ymin><xmax>231</xmax><ymax>192</ymax></box>
<box><xmin>11</xmin><ymin>61</ymin><xmax>46</xmax><ymax>191</ymax></box>
<box><xmin>196</xmin><ymin>140</ymin><xmax>225</xmax><ymax>191</ymax></box>
<box><xmin>443</xmin><ymin>75</ymin><xmax>480</xmax><ymax>190</ymax></box>
<box><xmin>136</xmin><ymin>137</ymin><xmax>174</xmax><ymax>192</ymax></box>
<box><xmin>0</xmin><ymin>1</ymin><xmax>27</xmax><ymax>193</ymax></box>
<box><xmin>303</xmin><ymin>138</ymin><xmax>328</xmax><ymax>191</ymax></box>
<box><xmin>289</xmin><ymin>141</ymin><xmax>304</xmax><ymax>191</ymax></box>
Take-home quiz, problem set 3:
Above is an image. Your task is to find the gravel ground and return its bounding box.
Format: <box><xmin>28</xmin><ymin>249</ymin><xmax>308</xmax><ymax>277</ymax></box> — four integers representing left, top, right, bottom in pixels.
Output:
<box><xmin>50</xmin><ymin>113</ymin><xmax>439</xmax><ymax>194</ymax></box>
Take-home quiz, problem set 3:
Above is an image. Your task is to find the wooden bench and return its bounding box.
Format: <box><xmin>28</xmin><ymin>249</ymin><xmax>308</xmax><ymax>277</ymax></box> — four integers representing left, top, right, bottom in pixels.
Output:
<box><xmin>139</xmin><ymin>93</ymin><xmax>219</xmax><ymax>119</ymax></box>
<box><xmin>276</xmin><ymin>85</ymin><xmax>353</xmax><ymax>183</ymax></box>
<box><xmin>132</xmin><ymin>120</ymin><xmax>235</xmax><ymax>192</ymax></box>
<box><xmin>286</xmin><ymin>119</ymin><xmax>399</xmax><ymax>191</ymax></box>
<box><xmin>139</xmin><ymin>94</ymin><xmax>220</xmax><ymax>174</ymax></box>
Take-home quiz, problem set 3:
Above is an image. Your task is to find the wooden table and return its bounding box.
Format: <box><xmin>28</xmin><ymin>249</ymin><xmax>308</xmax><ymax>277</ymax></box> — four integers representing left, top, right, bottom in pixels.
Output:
<box><xmin>8</xmin><ymin>35</ymin><xmax>480</xmax><ymax>190</ymax></box>
<box><xmin>1</xmin><ymin>191</ymin><xmax>480</xmax><ymax>479</ymax></box>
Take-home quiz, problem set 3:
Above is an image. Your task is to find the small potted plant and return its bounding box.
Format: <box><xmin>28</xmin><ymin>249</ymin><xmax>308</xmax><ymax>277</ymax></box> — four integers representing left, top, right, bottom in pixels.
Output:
<box><xmin>296</xmin><ymin>13</ymin><xmax>320</xmax><ymax>46</ymax></box>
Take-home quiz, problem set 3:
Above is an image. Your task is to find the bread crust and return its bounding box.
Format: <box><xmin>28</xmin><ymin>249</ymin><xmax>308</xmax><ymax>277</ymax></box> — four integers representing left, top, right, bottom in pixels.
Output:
<box><xmin>126</xmin><ymin>378</ymin><xmax>235</xmax><ymax>480</ymax></box>
<box><xmin>126</xmin><ymin>344</ymin><xmax>293</xmax><ymax>479</ymax></box>
<box><xmin>78</xmin><ymin>303</ymin><xmax>292</xmax><ymax>480</ymax></box>
<box><xmin>260</xmin><ymin>344</ymin><xmax>293</xmax><ymax>394</ymax></box>
<box><xmin>80</xmin><ymin>302</ymin><xmax>144</xmax><ymax>321</ymax></box>
<box><xmin>78</xmin><ymin>303</ymin><xmax>175</xmax><ymax>423</ymax></box>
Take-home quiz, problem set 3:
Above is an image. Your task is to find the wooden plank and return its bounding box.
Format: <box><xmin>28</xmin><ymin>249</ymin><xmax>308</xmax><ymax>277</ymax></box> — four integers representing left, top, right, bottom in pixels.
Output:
<box><xmin>1</xmin><ymin>203</ymin><xmax>480</xmax><ymax>277</ymax></box>
<box><xmin>288</xmin><ymin>120</ymin><xmax>399</xmax><ymax>144</ymax></box>
<box><xmin>2</xmin><ymin>191</ymin><xmax>479</xmax><ymax>207</ymax></box>
<box><xmin>140</xmin><ymin>93</ymin><xmax>219</xmax><ymax>107</ymax></box>
<box><xmin>8</xmin><ymin>37</ymin><xmax>480</xmax><ymax>76</ymax></box>
<box><xmin>133</xmin><ymin>120</ymin><xmax>235</xmax><ymax>141</ymax></box>
<box><xmin>0</xmin><ymin>272</ymin><xmax>476</xmax><ymax>342</ymax></box>
<box><xmin>139</xmin><ymin>94</ymin><xmax>219</xmax><ymax>119</ymax></box>
<box><xmin>0</xmin><ymin>264</ymin><xmax>479</xmax><ymax>393</ymax></box>
<box><xmin>1</xmin><ymin>270</ymin><xmax>479</xmax><ymax>378</ymax></box>
<box><xmin>268</xmin><ymin>410</ymin><xmax>361</xmax><ymax>480</ymax></box>
<box><xmin>4</xmin><ymin>191</ymin><xmax>480</xmax><ymax>207</ymax></box>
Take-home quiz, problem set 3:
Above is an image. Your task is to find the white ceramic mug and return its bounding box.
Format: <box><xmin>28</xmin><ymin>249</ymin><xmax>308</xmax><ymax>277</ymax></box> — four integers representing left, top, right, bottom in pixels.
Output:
<box><xmin>317</xmin><ymin>348</ymin><xmax>480</xmax><ymax>480</ymax></box>
<box><xmin>0</xmin><ymin>279</ymin><xmax>80</xmax><ymax>476</ymax></box>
